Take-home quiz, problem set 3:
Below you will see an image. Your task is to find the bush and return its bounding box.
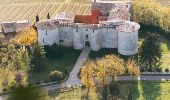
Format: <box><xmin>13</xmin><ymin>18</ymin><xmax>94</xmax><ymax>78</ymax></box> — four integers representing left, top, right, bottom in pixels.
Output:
<box><xmin>165</xmin><ymin>69</ymin><xmax>169</xmax><ymax>73</ymax></box>
<box><xmin>28</xmin><ymin>83</ymin><xmax>32</xmax><ymax>87</ymax></box>
<box><xmin>148</xmin><ymin>69</ymin><xmax>153</xmax><ymax>72</ymax></box>
<box><xmin>3</xmin><ymin>88</ymin><xmax>7</xmax><ymax>92</ymax></box>
<box><xmin>156</xmin><ymin>68</ymin><xmax>162</xmax><ymax>72</ymax></box>
<box><xmin>36</xmin><ymin>81</ymin><xmax>41</xmax><ymax>85</ymax></box>
<box><xmin>44</xmin><ymin>80</ymin><xmax>49</xmax><ymax>83</ymax></box>
<box><xmin>140</xmin><ymin>68</ymin><xmax>145</xmax><ymax>72</ymax></box>
<box><xmin>49</xmin><ymin>70</ymin><xmax>63</xmax><ymax>82</ymax></box>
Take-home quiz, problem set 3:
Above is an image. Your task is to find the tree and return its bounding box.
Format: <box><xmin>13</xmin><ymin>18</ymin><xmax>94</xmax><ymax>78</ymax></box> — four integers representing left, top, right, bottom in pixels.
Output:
<box><xmin>0</xmin><ymin>44</ymin><xmax>16</xmax><ymax>87</ymax></box>
<box><xmin>95</xmin><ymin>55</ymin><xmax>125</xmax><ymax>99</ymax></box>
<box><xmin>13</xmin><ymin>48</ymin><xmax>30</xmax><ymax>72</ymax></box>
<box><xmin>36</xmin><ymin>14</ymin><xmax>40</xmax><ymax>22</ymax></box>
<box><xmin>80</xmin><ymin>60</ymin><xmax>95</xmax><ymax>99</ymax></box>
<box><xmin>133</xmin><ymin>0</ymin><xmax>170</xmax><ymax>33</ymax></box>
<box><xmin>139</xmin><ymin>32</ymin><xmax>162</xmax><ymax>71</ymax></box>
<box><xmin>47</xmin><ymin>13</ymin><xmax>50</xmax><ymax>19</ymax></box>
<box><xmin>126</xmin><ymin>58</ymin><xmax>140</xmax><ymax>77</ymax></box>
<box><xmin>109</xmin><ymin>81</ymin><xmax>120</xmax><ymax>100</ymax></box>
<box><xmin>105</xmin><ymin>55</ymin><xmax>125</xmax><ymax>81</ymax></box>
<box><xmin>30</xmin><ymin>44</ymin><xmax>46</xmax><ymax>72</ymax></box>
<box><xmin>11</xmin><ymin>28</ymin><xmax>37</xmax><ymax>46</ymax></box>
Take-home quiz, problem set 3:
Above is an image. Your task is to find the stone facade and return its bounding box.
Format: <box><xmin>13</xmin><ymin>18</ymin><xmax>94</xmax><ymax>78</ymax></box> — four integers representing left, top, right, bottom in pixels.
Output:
<box><xmin>35</xmin><ymin>1</ymin><xmax>140</xmax><ymax>55</ymax></box>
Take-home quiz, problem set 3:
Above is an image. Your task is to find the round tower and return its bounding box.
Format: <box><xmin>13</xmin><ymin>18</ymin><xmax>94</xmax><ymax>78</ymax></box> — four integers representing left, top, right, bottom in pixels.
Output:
<box><xmin>117</xmin><ymin>21</ymin><xmax>140</xmax><ymax>55</ymax></box>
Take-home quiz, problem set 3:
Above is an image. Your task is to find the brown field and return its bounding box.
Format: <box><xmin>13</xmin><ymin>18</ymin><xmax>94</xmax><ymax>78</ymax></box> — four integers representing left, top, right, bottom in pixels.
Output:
<box><xmin>0</xmin><ymin>0</ymin><xmax>91</xmax><ymax>24</ymax></box>
<box><xmin>0</xmin><ymin>0</ymin><xmax>169</xmax><ymax>25</ymax></box>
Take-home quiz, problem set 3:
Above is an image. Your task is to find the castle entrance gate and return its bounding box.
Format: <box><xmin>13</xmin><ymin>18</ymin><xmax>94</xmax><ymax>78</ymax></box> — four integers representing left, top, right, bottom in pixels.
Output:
<box><xmin>85</xmin><ymin>41</ymin><xmax>90</xmax><ymax>47</ymax></box>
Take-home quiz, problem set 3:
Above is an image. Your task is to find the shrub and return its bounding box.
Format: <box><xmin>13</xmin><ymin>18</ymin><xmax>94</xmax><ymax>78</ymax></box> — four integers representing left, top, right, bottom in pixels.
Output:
<box><xmin>140</xmin><ymin>68</ymin><xmax>145</xmax><ymax>72</ymax></box>
<box><xmin>165</xmin><ymin>69</ymin><xmax>169</xmax><ymax>73</ymax></box>
<box><xmin>148</xmin><ymin>68</ymin><xmax>153</xmax><ymax>72</ymax></box>
<box><xmin>49</xmin><ymin>70</ymin><xmax>63</xmax><ymax>82</ymax></box>
<box><xmin>36</xmin><ymin>81</ymin><xmax>41</xmax><ymax>85</ymax></box>
<box><xmin>28</xmin><ymin>83</ymin><xmax>32</xmax><ymax>87</ymax></box>
<box><xmin>9</xmin><ymin>81</ymin><xmax>16</xmax><ymax>90</ymax></box>
<box><xmin>156</xmin><ymin>68</ymin><xmax>162</xmax><ymax>72</ymax></box>
<box><xmin>44</xmin><ymin>80</ymin><xmax>49</xmax><ymax>83</ymax></box>
<box><xmin>3</xmin><ymin>88</ymin><xmax>7</xmax><ymax>92</ymax></box>
<box><xmin>64</xmin><ymin>69</ymin><xmax>69</xmax><ymax>75</ymax></box>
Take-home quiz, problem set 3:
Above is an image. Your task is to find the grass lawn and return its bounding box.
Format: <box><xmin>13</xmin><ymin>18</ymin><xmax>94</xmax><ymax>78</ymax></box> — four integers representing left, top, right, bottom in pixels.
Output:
<box><xmin>49</xmin><ymin>81</ymin><xmax>170</xmax><ymax>100</ymax></box>
<box><xmin>29</xmin><ymin>47</ymin><xmax>81</xmax><ymax>83</ymax></box>
<box><xmin>89</xmin><ymin>48</ymin><xmax>136</xmax><ymax>61</ymax></box>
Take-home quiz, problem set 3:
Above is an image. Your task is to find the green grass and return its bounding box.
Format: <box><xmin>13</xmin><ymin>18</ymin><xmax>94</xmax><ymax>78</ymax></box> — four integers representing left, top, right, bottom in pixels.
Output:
<box><xmin>89</xmin><ymin>48</ymin><xmax>136</xmax><ymax>61</ymax></box>
<box><xmin>29</xmin><ymin>47</ymin><xmax>81</xmax><ymax>83</ymax></box>
<box><xmin>49</xmin><ymin>81</ymin><xmax>170</xmax><ymax>100</ymax></box>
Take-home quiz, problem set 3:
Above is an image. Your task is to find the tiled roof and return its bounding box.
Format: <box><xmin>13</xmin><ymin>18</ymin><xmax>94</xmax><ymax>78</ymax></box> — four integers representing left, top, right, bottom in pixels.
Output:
<box><xmin>16</xmin><ymin>20</ymin><xmax>30</xmax><ymax>32</ymax></box>
<box><xmin>118</xmin><ymin>21</ymin><xmax>140</xmax><ymax>33</ymax></box>
<box><xmin>35</xmin><ymin>19</ymin><xmax>59</xmax><ymax>30</ymax></box>
<box><xmin>56</xmin><ymin>12</ymin><xmax>75</xmax><ymax>21</ymax></box>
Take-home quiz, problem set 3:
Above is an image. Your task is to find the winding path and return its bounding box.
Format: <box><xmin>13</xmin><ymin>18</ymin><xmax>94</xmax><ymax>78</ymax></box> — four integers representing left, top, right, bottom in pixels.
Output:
<box><xmin>65</xmin><ymin>47</ymin><xmax>91</xmax><ymax>86</ymax></box>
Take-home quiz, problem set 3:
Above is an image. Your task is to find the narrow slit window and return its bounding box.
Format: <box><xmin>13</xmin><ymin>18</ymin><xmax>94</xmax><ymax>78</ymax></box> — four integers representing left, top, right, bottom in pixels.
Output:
<box><xmin>46</xmin><ymin>31</ymin><xmax>47</xmax><ymax>35</ymax></box>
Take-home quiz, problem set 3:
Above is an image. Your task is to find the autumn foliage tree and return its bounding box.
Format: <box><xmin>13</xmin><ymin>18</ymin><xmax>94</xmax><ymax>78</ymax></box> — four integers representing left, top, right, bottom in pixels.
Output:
<box><xmin>134</xmin><ymin>0</ymin><xmax>170</xmax><ymax>32</ymax></box>
<box><xmin>11</xmin><ymin>28</ymin><xmax>37</xmax><ymax>46</ymax></box>
<box><xmin>80</xmin><ymin>60</ymin><xmax>95</xmax><ymax>99</ymax></box>
<box><xmin>126</xmin><ymin>59</ymin><xmax>140</xmax><ymax>77</ymax></box>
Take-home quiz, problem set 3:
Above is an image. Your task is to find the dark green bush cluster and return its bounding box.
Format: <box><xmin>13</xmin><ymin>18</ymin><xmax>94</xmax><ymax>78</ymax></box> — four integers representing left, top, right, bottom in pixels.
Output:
<box><xmin>44</xmin><ymin>44</ymin><xmax>64</xmax><ymax>58</ymax></box>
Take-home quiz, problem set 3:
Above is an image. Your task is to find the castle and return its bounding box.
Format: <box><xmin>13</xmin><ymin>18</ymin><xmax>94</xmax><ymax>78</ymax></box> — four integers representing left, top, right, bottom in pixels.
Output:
<box><xmin>34</xmin><ymin>1</ymin><xmax>140</xmax><ymax>55</ymax></box>
<box><xmin>0</xmin><ymin>1</ymin><xmax>140</xmax><ymax>56</ymax></box>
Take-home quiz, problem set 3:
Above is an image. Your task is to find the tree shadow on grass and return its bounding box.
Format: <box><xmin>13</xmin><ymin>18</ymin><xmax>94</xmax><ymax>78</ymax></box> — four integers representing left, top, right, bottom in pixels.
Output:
<box><xmin>131</xmin><ymin>81</ymin><xmax>140</xmax><ymax>100</ymax></box>
<box><xmin>141</xmin><ymin>81</ymin><xmax>161</xmax><ymax>100</ymax></box>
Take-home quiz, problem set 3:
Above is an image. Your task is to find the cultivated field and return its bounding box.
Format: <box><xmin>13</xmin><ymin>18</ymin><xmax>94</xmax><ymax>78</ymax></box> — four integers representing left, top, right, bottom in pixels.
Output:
<box><xmin>0</xmin><ymin>0</ymin><xmax>91</xmax><ymax>24</ymax></box>
<box><xmin>0</xmin><ymin>0</ymin><xmax>169</xmax><ymax>24</ymax></box>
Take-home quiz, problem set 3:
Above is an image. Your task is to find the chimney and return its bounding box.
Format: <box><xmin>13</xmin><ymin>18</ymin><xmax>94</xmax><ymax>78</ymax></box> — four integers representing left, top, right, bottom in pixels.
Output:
<box><xmin>94</xmin><ymin>0</ymin><xmax>96</xmax><ymax>3</ymax></box>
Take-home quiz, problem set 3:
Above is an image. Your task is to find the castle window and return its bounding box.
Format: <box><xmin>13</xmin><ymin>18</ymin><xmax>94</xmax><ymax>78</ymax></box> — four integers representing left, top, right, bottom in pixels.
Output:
<box><xmin>46</xmin><ymin>31</ymin><xmax>47</xmax><ymax>35</ymax></box>
<box><xmin>60</xmin><ymin>40</ymin><xmax>64</xmax><ymax>43</ymax></box>
<box><xmin>107</xmin><ymin>12</ymin><xmax>110</xmax><ymax>16</ymax></box>
<box><xmin>93</xmin><ymin>30</ymin><xmax>94</xmax><ymax>32</ymax></box>
<box><xmin>86</xmin><ymin>35</ymin><xmax>88</xmax><ymax>39</ymax></box>
<box><xmin>86</xmin><ymin>29</ymin><xmax>88</xmax><ymax>31</ymax></box>
<box><xmin>76</xmin><ymin>30</ymin><xmax>78</xmax><ymax>32</ymax></box>
<box><xmin>126</xmin><ymin>5</ymin><xmax>129</xmax><ymax>8</ymax></box>
<box><xmin>43</xmin><ymin>39</ymin><xmax>44</xmax><ymax>42</ymax></box>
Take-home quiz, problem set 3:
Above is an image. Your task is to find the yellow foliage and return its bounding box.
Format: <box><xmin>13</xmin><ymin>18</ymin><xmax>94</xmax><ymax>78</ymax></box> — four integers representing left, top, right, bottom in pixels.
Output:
<box><xmin>134</xmin><ymin>0</ymin><xmax>170</xmax><ymax>31</ymax></box>
<box><xmin>11</xmin><ymin>28</ymin><xmax>37</xmax><ymax>46</ymax></box>
<box><xmin>81</xmin><ymin>60</ymin><xmax>95</xmax><ymax>88</ymax></box>
<box><xmin>126</xmin><ymin>59</ymin><xmax>140</xmax><ymax>76</ymax></box>
<box><xmin>95</xmin><ymin>55</ymin><xmax>125</xmax><ymax>84</ymax></box>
